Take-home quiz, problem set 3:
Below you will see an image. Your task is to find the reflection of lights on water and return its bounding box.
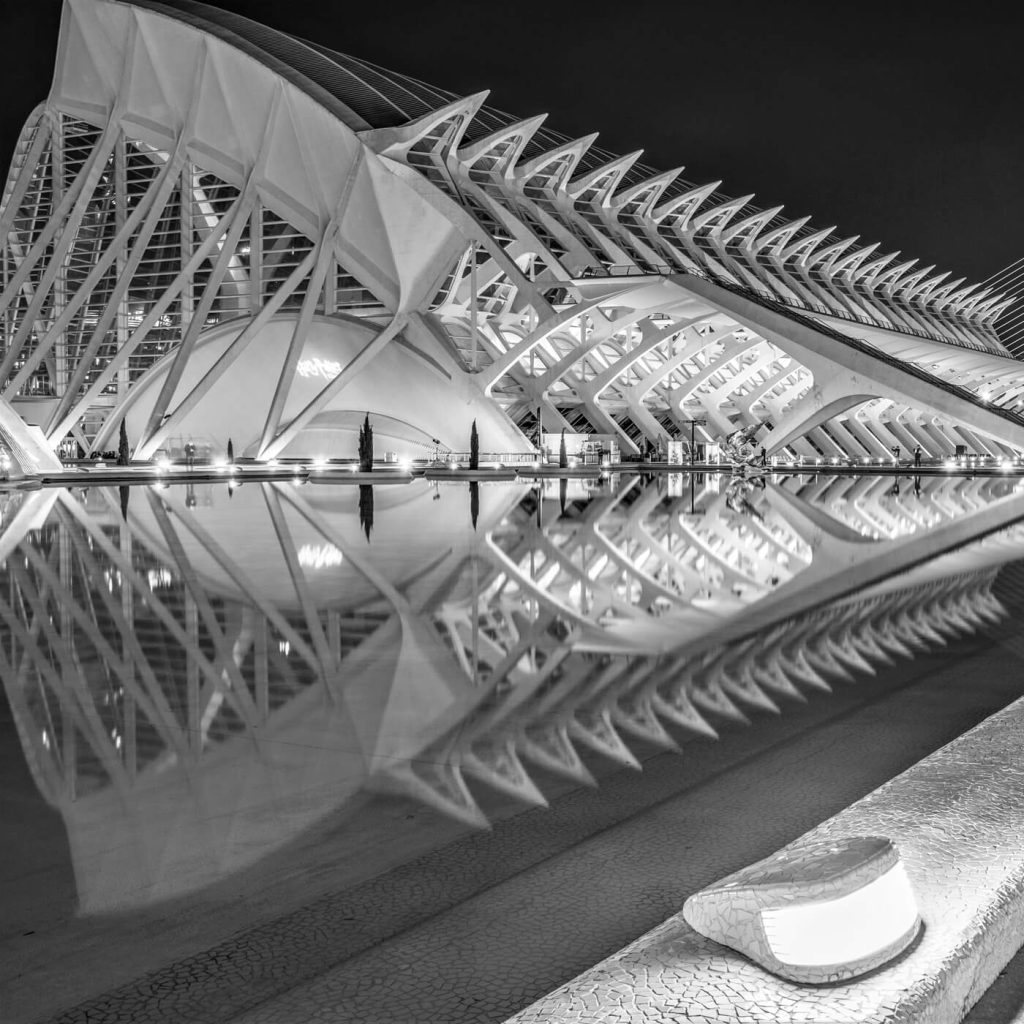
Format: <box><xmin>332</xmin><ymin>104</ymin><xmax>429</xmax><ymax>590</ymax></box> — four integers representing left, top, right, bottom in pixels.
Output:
<box><xmin>147</xmin><ymin>567</ymin><xmax>173</xmax><ymax>589</ymax></box>
<box><xmin>298</xmin><ymin>543</ymin><xmax>343</xmax><ymax>569</ymax></box>
<box><xmin>296</xmin><ymin>357</ymin><xmax>342</xmax><ymax>380</ymax></box>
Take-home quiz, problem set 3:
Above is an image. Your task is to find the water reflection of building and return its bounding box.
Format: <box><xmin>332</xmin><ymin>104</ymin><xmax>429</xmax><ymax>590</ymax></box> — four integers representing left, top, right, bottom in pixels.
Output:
<box><xmin>0</xmin><ymin>475</ymin><xmax>1021</xmax><ymax>911</ymax></box>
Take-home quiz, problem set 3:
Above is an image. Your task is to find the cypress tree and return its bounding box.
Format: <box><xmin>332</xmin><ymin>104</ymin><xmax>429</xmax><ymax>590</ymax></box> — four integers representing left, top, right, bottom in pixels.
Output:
<box><xmin>227</xmin><ymin>438</ymin><xmax>234</xmax><ymax>465</ymax></box>
<box><xmin>469</xmin><ymin>419</ymin><xmax>479</xmax><ymax>470</ymax></box>
<box><xmin>558</xmin><ymin>428</ymin><xmax>568</xmax><ymax>469</ymax></box>
<box><xmin>117</xmin><ymin>420</ymin><xmax>130</xmax><ymax>466</ymax></box>
<box><xmin>359</xmin><ymin>413</ymin><xmax>374</xmax><ymax>472</ymax></box>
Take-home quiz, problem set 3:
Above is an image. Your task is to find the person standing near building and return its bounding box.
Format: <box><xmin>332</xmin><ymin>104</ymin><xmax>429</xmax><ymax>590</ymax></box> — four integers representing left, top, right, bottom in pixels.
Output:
<box><xmin>914</xmin><ymin>445</ymin><xmax>922</xmax><ymax>468</ymax></box>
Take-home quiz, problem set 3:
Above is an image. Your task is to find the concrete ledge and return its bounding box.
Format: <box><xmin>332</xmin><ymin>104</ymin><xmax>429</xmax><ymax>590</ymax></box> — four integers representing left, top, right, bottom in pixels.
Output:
<box><xmin>308</xmin><ymin>470</ymin><xmax>413</xmax><ymax>484</ymax></box>
<box><xmin>422</xmin><ymin>468</ymin><xmax>518</xmax><ymax>481</ymax></box>
<box><xmin>505</xmin><ymin>695</ymin><xmax>1024</xmax><ymax>1024</ymax></box>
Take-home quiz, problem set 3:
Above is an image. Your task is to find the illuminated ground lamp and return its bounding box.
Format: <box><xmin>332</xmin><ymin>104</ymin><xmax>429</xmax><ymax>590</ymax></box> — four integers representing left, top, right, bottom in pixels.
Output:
<box><xmin>683</xmin><ymin>836</ymin><xmax>921</xmax><ymax>984</ymax></box>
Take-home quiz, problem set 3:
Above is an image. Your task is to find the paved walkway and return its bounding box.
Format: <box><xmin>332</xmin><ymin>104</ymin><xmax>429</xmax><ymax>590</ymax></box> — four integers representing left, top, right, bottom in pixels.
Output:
<box><xmin>507</xmin><ymin>687</ymin><xmax>1024</xmax><ymax>1024</ymax></box>
<box><xmin>24</xmin><ymin>615</ymin><xmax>1024</xmax><ymax>1024</ymax></box>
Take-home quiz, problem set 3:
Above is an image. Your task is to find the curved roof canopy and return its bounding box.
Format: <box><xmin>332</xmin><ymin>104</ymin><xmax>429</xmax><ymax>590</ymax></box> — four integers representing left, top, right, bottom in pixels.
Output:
<box><xmin>128</xmin><ymin>0</ymin><xmax>471</xmax><ymax>131</ymax></box>
<box><xmin>125</xmin><ymin>0</ymin><xmax>698</xmax><ymax>186</ymax></box>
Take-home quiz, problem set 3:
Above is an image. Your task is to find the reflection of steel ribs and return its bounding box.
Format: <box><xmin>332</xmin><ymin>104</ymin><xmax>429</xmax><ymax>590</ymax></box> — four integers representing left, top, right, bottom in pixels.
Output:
<box><xmin>424</xmin><ymin>562</ymin><xmax>1009</xmax><ymax>829</ymax></box>
<box><xmin>0</xmin><ymin>476</ymin><xmax>1021</xmax><ymax>849</ymax></box>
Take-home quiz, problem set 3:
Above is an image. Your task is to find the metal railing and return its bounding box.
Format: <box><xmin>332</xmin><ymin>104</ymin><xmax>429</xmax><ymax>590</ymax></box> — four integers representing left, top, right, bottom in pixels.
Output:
<box><xmin>430</xmin><ymin>451</ymin><xmax>539</xmax><ymax>465</ymax></box>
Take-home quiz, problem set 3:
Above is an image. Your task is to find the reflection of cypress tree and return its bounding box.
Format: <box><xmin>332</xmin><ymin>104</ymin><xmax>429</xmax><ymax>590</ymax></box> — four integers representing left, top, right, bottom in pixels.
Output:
<box><xmin>358</xmin><ymin>413</ymin><xmax>374</xmax><ymax>472</ymax></box>
<box><xmin>469</xmin><ymin>419</ymin><xmax>479</xmax><ymax>470</ymax></box>
<box><xmin>359</xmin><ymin>484</ymin><xmax>374</xmax><ymax>541</ymax></box>
<box><xmin>559</xmin><ymin>428</ymin><xmax>568</xmax><ymax>468</ymax></box>
<box><xmin>119</xmin><ymin>484</ymin><xmax>130</xmax><ymax>521</ymax></box>
<box><xmin>469</xmin><ymin>480</ymin><xmax>479</xmax><ymax>530</ymax></box>
<box><xmin>118</xmin><ymin>420</ymin><xmax>130</xmax><ymax>466</ymax></box>
<box><xmin>559</xmin><ymin>476</ymin><xmax>567</xmax><ymax>517</ymax></box>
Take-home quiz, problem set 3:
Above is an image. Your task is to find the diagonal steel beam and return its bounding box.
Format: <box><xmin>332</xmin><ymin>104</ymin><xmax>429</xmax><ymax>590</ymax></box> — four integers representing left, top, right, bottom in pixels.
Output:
<box><xmin>257</xmin><ymin>223</ymin><xmax>339</xmax><ymax>457</ymax></box>
<box><xmin>259</xmin><ymin>313</ymin><xmax>406</xmax><ymax>460</ymax></box>
<box><xmin>50</xmin><ymin>192</ymin><xmax>247</xmax><ymax>447</ymax></box>
<box><xmin>137</xmin><ymin>191</ymin><xmax>257</xmax><ymax>453</ymax></box>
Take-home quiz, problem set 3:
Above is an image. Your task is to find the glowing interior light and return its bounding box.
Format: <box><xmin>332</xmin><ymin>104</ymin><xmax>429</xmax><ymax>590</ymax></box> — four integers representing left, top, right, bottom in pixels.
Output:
<box><xmin>683</xmin><ymin>836</ymin><xmax>921</xmax><ymax>984</ymax></box>
<box><xmin>761</xmin><ymin>862</ymin><xmax>918</xmax><ymax>967</ymax></box>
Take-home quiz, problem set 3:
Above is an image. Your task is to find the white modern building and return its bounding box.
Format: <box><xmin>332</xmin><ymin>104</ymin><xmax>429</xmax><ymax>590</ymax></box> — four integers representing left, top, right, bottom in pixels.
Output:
<box><xmin>1</xmin><ymin>0</ymin><xmax>1023</xmax><ymax>466</ymax></box>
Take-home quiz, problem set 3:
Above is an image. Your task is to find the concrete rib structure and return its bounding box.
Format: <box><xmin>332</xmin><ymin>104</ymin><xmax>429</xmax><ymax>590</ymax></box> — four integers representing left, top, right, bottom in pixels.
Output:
<box><xmin>2</xmin><ymin>0</ymin><xmax>1024</xmax><ymax>469</ymax></box>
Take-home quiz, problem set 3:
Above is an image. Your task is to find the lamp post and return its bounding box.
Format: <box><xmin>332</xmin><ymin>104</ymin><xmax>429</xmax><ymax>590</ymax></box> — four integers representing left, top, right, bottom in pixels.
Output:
<box><xmin>683</xmin><ymin>418</ymin><xmax>707</xmax><ymax>467</ymax></box>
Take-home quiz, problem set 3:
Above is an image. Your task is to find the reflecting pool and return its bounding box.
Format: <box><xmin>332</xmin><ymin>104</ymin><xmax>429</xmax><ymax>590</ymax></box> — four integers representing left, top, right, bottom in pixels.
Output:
<box><xmin>4</xmin><ymin>471</ymin><xmax>1024</xmax><ymax>1022</ymax></box>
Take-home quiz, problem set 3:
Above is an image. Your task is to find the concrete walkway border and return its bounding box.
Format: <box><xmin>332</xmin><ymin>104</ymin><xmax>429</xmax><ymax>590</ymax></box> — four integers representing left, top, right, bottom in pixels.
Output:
<box><xmin>506</xmin><ymin>694</ymin><xmax>1024</xmax><ymax>1024</ymax></box>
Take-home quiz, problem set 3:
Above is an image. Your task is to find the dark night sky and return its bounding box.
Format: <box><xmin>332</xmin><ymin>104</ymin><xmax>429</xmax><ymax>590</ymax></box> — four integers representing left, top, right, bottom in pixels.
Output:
<box><xmin>3</xmin><ymin>1</ymin><xmax>1023</xmax><ymax>289</ymax></box>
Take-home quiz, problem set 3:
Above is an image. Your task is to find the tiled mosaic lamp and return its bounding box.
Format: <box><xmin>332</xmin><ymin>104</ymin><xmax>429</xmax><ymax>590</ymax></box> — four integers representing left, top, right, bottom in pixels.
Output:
<box><xmin>683</xmin><ymin>836</ymin><xmax>921</xmax><ymax>984</ymax></box>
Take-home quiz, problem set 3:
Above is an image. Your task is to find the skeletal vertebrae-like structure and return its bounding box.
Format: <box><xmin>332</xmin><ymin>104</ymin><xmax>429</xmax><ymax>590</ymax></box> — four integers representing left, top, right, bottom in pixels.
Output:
<box><xmin>3</xmin><ymin>0</ymin><xmax>1024</xmax><ymax>466</ymax></box>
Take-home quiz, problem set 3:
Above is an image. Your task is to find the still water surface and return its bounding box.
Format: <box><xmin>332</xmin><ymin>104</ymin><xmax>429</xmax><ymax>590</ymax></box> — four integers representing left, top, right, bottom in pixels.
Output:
<box><xmin>3</xmin><ymin>471</ymin><xmax>1024</xmax><ymax>1020</ymax></box>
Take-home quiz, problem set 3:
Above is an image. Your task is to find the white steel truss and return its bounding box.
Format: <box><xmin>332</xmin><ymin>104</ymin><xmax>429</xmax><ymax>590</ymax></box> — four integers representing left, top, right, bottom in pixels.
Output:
<box><xmin>1</xmin><ymin>0</ymin><xmax>1023</xmax><ymax>464</ymax></box>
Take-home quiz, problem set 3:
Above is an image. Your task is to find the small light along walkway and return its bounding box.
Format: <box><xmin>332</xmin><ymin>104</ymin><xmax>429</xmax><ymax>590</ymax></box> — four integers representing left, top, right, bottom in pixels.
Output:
<box><xmin>505</xmin><ymin>694</ymin><xmax>1024</xmax><ymax>1024</ymax></box>
<box><xmin>3</xmin><ymin>455</ymin><xmax>1024</xmax><ymax>492</ymax></box>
